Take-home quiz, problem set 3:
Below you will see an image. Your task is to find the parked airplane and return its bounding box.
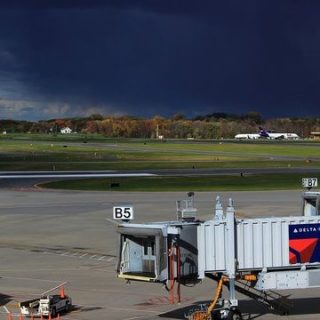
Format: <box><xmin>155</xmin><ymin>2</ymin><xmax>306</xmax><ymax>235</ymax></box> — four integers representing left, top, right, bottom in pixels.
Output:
<box><xmin>234</xmin><ymin>133</ymin><xmax>260</xmax><ymax>140</ymax></box>
<box><xmin>235</xmin><ymin>127</ymin><xmax>300</xmax><ymax>140</ymax></box>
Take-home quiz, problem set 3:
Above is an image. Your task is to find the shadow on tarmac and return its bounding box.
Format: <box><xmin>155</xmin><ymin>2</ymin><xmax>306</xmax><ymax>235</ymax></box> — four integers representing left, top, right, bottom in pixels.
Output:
<box><xmin>159</xmin><ymin>297</ymin><xmax>320</xmax><ymax>319</ymax></box>
<box><xmin>72</xmin><ymin>305</ymin><xmax>104</xmax><ymax>313</ymax></box>
<box><xmin>0</xmin><ymin>293</ymin><xmax>12</xmax><ymax>307</ymax></box>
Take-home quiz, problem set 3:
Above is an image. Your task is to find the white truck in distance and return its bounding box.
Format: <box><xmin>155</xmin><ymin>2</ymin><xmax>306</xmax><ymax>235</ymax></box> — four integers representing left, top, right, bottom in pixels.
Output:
<box><xmin>20</xmin><ymin>294</ymin><xmax>72</xmax><ymax>317</ymax></box>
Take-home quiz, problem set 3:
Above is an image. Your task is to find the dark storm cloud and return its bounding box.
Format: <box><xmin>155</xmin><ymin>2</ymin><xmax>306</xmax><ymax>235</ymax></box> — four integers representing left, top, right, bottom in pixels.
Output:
<box><xmin>0</xmin><ymin>0</ymin><xmax>238</xmax><ymax>14</ymax></box>
<box><xmin>1</xmin><ymin>0</ymin><xmax>320</xmax><ymax>119</ymax></box>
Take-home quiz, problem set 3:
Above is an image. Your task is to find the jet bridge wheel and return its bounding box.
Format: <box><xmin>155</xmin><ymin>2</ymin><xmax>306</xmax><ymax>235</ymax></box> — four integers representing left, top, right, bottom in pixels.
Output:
<box><xmin>212</xmin><ymin>308</ymin><xmax>242</xmax><ymax>320</ymax></box>
<box><xmin>226</xmin><ymin>308</ymin><xmax>242</xmax><ymax>320</ymax></box>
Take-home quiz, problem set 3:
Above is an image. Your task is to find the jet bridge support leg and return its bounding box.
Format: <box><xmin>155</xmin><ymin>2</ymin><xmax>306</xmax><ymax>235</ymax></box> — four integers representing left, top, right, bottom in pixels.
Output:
<box><xmin>226</xmin><ymin>200</ymin><xmax>238</xmax><ymax>308</ymax></box>
<box><xmin>188</xmin><ymin>202</ymin><xmax>243</xmax><ymax>320</ymax></box>
<box><xmin>212</xmin><ymin>201</ymin><xmax>242</xmax><ymax>319</ymax></box>
<box><xmin>188</xmin><ymin>275</ymin><xmax>242</xmax><ymax>320</ymax></box>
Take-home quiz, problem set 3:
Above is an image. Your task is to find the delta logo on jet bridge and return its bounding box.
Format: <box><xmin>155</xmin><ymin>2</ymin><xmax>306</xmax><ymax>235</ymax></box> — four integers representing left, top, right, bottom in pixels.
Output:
<box><xmin>289</xmin><ymin>223</ymin><xmax>320</xmax><ymax>264</ymax></box>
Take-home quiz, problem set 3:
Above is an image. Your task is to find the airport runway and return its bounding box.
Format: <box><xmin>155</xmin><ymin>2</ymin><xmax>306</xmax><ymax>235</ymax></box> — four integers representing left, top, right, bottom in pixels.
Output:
<box><xmin>0</xmin><ymin>167</ymin><xmax>320</xmax><ymax>190</ymax></box>
<box><xmin>0</xmin><ymin>188</ymin><xmax>319</xmax><ymax>319</ymax></box>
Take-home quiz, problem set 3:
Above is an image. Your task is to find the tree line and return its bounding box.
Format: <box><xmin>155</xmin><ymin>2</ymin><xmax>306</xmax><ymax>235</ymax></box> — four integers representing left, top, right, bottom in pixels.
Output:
<box><xmin>0</xmin><ymin>113</ymin><xmax>319</xmax><ymax>139</ymax></box>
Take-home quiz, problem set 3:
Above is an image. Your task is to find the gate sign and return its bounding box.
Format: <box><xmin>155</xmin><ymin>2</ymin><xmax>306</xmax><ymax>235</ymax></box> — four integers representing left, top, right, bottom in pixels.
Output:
<box><xmin>302</xmin><ymin>178</ymin><xmax>318</xmax><ymax>189</ymax></box>
<box><xmin>289</xmin><ymin>223</ymin><xmax>320</xmax><ymax>264</ymax></box>
<box><xmin>113</xmin><ymin>206</ymin><xmax>134</xmax><ymax>220</ymax></box>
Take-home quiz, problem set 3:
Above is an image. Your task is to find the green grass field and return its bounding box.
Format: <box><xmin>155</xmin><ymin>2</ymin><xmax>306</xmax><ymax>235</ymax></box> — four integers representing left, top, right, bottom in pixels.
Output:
<box><xmin>1</xmin><ymin>134</ymin><xmax>320</xmax><ymax>170</ymax></box>
<box><xmin>39</xmin><ymin>173</ymin><xmax>320</xmax><ymax>191</ymax></box>
<box><xmin>1</xmin><ymin>134</ymin><xmax>320</xmax><ymax>191</ymax></box>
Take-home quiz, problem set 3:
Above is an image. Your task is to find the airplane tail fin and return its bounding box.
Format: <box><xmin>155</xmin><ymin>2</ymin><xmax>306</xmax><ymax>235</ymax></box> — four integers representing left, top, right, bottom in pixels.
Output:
<box><xmin>259</xmin><ymin>127</ymin><xmax>270</xmax><ymax>138</ymax></box>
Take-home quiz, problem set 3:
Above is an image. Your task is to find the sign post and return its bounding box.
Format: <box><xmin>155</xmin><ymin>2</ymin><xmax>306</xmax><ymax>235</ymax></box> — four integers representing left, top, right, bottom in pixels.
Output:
<box><xmin>302</xmin><ymin>178</ymin><xmax>318</xmax><ymax>190</ymax></box>
<box><xmin>113</xmin><ymin>206</ymin><xmax>134</xmax><ymax>222</ymax></box>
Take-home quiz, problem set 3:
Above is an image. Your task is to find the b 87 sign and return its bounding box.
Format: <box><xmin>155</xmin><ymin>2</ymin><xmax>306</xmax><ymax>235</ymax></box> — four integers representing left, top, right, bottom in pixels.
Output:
<box><xmin>113</xmin><ymin>206</ymin><xmax>134</xmax><ymax>220</ymax></box>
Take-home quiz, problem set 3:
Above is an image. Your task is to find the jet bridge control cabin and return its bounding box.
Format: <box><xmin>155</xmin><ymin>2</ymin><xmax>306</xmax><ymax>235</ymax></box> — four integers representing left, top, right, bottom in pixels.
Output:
<box><xmin>117</xmin><ymin>222</ymin><xmax>199</xmax><ymax>283</ymax></box>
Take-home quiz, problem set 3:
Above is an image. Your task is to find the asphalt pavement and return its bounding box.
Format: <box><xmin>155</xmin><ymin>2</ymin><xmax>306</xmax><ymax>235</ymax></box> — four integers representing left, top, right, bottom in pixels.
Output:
<box><xmin>0</xmin><ymin>167</ymin><xmax>320</xmax><ymax>190</ymax></box>
<box><xmin>0</xmin><ymin>189</ymin><xmax>319</xmax><ymax>319</ymax></box>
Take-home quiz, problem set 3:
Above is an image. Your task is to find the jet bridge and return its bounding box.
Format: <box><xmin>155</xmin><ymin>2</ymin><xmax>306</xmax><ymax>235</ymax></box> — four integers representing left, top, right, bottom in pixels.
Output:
<box><xmin>116</xmin><ymin>184</ymin><xmax>320</xmax><ymax>319</ymax></box>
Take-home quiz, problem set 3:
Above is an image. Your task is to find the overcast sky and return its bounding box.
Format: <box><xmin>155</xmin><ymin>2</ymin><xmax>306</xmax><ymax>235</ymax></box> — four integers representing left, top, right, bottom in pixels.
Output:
<box><xmin>1</xmin><ymin>0</ymin><xmax>320</xmax><ymax>120</ymax></box>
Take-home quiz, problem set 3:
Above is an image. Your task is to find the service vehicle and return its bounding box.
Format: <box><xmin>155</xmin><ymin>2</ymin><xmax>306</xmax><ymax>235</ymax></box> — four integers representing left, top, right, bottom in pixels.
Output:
<box><xmin>20</xmin><ymin>294</ymin><xmax>72</xmax><ymax>317</ymax></box>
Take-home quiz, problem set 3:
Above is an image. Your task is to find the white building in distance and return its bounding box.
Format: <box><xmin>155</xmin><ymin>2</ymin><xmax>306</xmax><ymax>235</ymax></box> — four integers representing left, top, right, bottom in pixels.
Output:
<box><xmin>60</xmin><ymin>127</ymin><xmax>72</xmax><ymax>134</ymax></box>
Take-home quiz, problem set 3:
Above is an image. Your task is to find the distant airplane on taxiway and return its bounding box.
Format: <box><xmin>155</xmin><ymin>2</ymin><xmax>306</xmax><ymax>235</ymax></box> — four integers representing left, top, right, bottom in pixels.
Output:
<box><xmin>235</xmin><ymin>127</ymin><xmax>300</xmax><ymax>140</ymax></box>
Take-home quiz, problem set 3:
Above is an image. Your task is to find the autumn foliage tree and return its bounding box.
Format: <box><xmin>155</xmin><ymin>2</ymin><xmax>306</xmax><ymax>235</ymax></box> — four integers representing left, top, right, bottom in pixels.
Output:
<box><xmin>1</xmin><ymin>112</ymin><xmax>320</xmax><ymax>139</ymax></box>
